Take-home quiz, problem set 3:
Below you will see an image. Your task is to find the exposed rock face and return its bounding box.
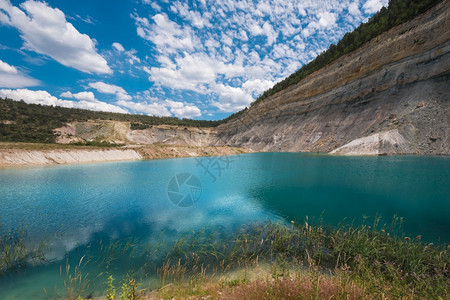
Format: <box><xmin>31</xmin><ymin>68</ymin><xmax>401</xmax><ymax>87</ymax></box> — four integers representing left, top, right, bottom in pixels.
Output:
<box><xmin>216</xmin><ymin>1</ymin><xmax>450</xmax><ymax>155</ymax></box>
<box><xmin>126</xmin><ymin>126</ymin><xmax>214</xmax><ymax>146</ymax></box>
<box><xmin>330</xmin><ymin>129</ymin><xmax>413</xmax><ymax>155</ymax></box>
<box><xmin>55</xmin><ymin>122</ymin><xmax>216</xmax><ymax>147</ymax></box>
<box><xmin>136</xmin><ymin>145</ymin><xmax>250</xmax><ymax>160</ymax></box>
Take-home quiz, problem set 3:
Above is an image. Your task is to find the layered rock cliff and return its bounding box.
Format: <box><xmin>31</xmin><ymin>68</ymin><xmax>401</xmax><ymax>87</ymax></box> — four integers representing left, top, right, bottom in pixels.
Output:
<box><xmin>216</xmin><ymin>1</ymin><xmax>450</xmax><ymax>155</ymax></box>
<box><xmin>55</xmin><ymin>121</ymin><xmax>216</xmax><ymax>147</ymax></box>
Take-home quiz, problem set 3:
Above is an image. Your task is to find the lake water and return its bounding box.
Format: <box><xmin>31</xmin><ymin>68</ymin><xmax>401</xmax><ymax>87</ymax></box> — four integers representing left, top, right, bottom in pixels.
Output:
<box><xmin>0</xmin><ymin>153</ymin><xmax>449</xmax><ymax>299</ymax></box>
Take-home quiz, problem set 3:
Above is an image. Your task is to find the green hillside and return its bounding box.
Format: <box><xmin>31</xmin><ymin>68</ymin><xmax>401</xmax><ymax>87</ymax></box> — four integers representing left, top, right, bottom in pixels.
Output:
<box><xmin>0</xmin><ymin>98</ymin><xmax>219</xmax><ymax>143</ymax></box>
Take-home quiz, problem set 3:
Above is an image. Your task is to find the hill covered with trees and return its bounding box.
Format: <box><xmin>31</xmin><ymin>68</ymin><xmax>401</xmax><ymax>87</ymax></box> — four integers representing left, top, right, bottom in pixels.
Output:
<box><xmin>0</xmin><ymin>98</ymin><xmax>220</xmax><ymax>143</ymax></box>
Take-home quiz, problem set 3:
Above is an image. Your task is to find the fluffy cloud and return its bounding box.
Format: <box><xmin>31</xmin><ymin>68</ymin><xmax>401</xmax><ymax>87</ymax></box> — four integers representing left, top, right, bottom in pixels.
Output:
<box><xmin>165</xmin><ymin>100</ymin><xmax>201</xmax><ymax>118</ymax></box>
<box><xmin>318</xmin><ymin>12</ymin><xmax>337</xmax><ymax>28</ymax></box>
<box><xmin>117</xmin><ymin>99</ymin><xmax>171</xmax><ymax>117</ymax></box>
<box><xmin>112</xmin><ymin>42</ymin><xmax>125</xmax><ymax>52</ymax></box>
<box><xmin>348</xmin><ymin>1</ymin><xmax>361</xmax><ymax>16</ymax></box>
<box><xmin>302</xmin><ymin>11</ymin><xmax>338</xmax><ymax>37</ymax></box>
<box><xmin>0</xmin><ymin>88</ymin><xmax>127</xmax><ymax>113</ymax></box>
<box><xmin>112</xmin><ymin>42</ymin><xmax>140</xmax><ymax>65</ymax></box>
<box><xmin>363</xmin><ymin>0</ymin><xmax>388</xmax><ymax>14</ymax></box>
<box><xmin>0</xmin><ymin>59</ymin><xmax>40</xmax><ymax>88</ymax></box>
<box><xmin>88</xmin><ymin>81</ymin><xmax>132</xmax><ymax>101</ymax></box>
<box><xmin>60</xmin><ymin>91</ymin><xmax>97</xmax><ymax>102</ymax></box>
<box><xmin>242</xmin><ymin>79</ymin><xmax>274</xmax><ymax>97</ymax></box>
<box><xmin>59</xmin><ymin>91</ymin><xmax>73</xmax><ymax>98</ymax></box>
<box><xmin>0</xmin><ymin>59</ymin><xmax>17</xmax><ymax>74</ymax></box>
<box><xmin>210</xmin><ymin>83</ymin><xmax>254</xmax><ymax>112</ymax></box>
<box><xmin>74</xmin><ymin>100</ymin><xmax>127</xmax><ymax>113</ymax></box>
<box><xmin>88</xmin><ymin>81</ymin><xmax>125</xmax><ymax>94</ymax></box>
<box><xmin>117</xmin><ymin>98</ymin><xmax>201</xmax><ymax>118</ymax></box>
<box><xmin>133</xmin><ymin>13</ymin><xmax>197</xmax><ymax>53</ymax></box>
<box><xmin>148</xmin><ymin>53</ymin><xmax>217</xmax><ymax>93</ymax></box>
<box><xmin>248</xmin><ymin>21</ymin><xmax>278</xmax><ymax>45</ymax></box>
<box><xmin>0</xmin><ymin>0</ymin><xmax>112</xmax><ymax>74</ymax></box>
<box><xmin>170</xmin><ymin>1</ymin><xmax>211</xmax><ymax>29</ymax></box>
<box><xmin>0</xmin><ymin>73</ymin><xmax>40</xmax><ymax>88</ymax></box>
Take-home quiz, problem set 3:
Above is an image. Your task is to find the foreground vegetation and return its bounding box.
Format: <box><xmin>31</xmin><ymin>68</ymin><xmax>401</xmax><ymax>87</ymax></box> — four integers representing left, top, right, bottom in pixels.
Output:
<box><xmin>3</xmin><ymin>216</ymin><xmax>445</xmax><ymax>299</ymax></box>
<box><xmin>0</xmin><ymin>222</ymin><xmax>46</xmax><ymax>276</ymax></box>
<box><xmin>136</xmin><ymin>217</ymin><xmax>448</xmax><ymax>299</ymax></box>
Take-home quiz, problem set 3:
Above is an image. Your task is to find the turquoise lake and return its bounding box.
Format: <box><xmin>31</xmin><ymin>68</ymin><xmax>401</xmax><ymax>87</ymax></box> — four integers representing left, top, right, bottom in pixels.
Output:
<box><xmin>0</xmin><ymin>153</ymin><xmax>449</xmax><ymax>299</ymax></box>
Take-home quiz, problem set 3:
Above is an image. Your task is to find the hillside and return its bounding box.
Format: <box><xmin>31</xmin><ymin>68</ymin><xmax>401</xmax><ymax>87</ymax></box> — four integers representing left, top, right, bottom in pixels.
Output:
<box><xmin>0</xmin><ymin>98</ymin><xmax>219</xmax><ymax>144</ymax></box>
<box><xmin>216</xmin><ymin>0</ymin><xmax>450</xmax><ymax>155</ymax></box>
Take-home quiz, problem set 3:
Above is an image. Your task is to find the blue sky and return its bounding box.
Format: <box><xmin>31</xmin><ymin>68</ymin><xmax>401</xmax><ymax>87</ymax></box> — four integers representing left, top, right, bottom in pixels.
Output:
<box><xmin>0</xmin><ymin>0</ymin><xmax>387</xmax><ymax>120</ymax></box>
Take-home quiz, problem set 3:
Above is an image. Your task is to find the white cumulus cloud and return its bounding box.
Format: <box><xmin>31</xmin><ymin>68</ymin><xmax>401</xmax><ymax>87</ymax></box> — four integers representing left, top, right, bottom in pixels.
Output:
<box><xmin>117</xmin><ymin>90</ymin><xmax>202</xmax><ymax>118</ymax></box>
<box><xmin>0</xmin><ymin>59</ymin><xmax>17</xmax><ymax>74</ymax></box>
<box><xmin>88</xmin><ymin>81</ymin><xmax>132</xmax><ymax>101</ymax></box>
<box><xmin>0</xmin><ymin>88</ymin><xmax>127</xmax><ymax>113</ymax></box>
<box><xmin>60</xmin><ymin>91</ymin><xmax>98</xmax><ymax>102</ymax></box>
<box><xmin>148</xmin><ymin>53</ymin><xmax>217</xmax><ymax>93</ymax></box>
<box><xmin>165</xmin><ymin>100</ymin><xmax>202</xmax><ymax>118</ymax></box>
<box><xmin>112</xmin><ymin>42</ymin><xmax>125</xmax><ymax>52</ymax></box>
<box><xmin>0</xmin><ymin>0</ymin><xmax>112</xmax><ymax>74</ymax></box>
<box><xmin>133</xmin><ymin>13</ymin><xmax>197</xmax><ymax>53</ymax></box>
<box><xmin>117</xmin><ymin>99</ymin><xmax>171</xmax><ymax>117</ymax></box>
<box><xmin>242</xmin><ymin>79</ymin><xmax>274</xmax><ymax>97</ymax></box>
<box><xmin>59</xmin><ymin>91</ymin><xmax>73</xmax><ymax>98</ymax></box>
<box><xmin>210</xmin><ymin>83</ymin><xmax>254</xmax><ymax>112</ymax></box>
<box><xmin>363</xmin><ymin>0</ymin><xmax>388</xmax><ymax>14</ymax></box>
<box><xmin>0</xmin><ymin>59</ymin><xmax>40</xmax><ymax>88</ymax></box>
<box><xmin>348</xmin><ymin>2</ymin><xmax>361</xmax><ymax>16</ymax></box>
<box><xmin>318</xmin><ymin>12</ymin><xmax>337</xmax><ymax>28</ymax></box>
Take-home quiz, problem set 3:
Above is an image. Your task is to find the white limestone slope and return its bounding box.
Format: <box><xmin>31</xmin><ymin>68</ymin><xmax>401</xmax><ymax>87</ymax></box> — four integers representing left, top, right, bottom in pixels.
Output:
<box><xmin>330</xmin><ymin>129</ymin><xmax>413</xmax><ymax>155</ymax></box>
<box><xmin>0</xmin><ymin>149</ymin><xmax>142</xmax><ymax>166</ymax></box>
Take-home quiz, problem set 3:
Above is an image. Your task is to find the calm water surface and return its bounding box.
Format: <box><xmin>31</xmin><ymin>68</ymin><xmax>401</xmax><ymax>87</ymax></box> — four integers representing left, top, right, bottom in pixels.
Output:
<box><xmin>0</xmin><ymin>153</ymin><xmax>449</xmax><ymax>299</ymax></box>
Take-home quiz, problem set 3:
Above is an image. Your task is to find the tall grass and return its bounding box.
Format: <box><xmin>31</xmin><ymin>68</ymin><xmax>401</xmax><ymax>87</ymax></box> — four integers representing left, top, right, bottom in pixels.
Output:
<box><xmin>0</xmin><ymin>221</ymin><xmax>47</xmax><ymax>276</ymax></box>
<box><xmin>61</xmin><ymin>256</ymin><xmax>91</xmax><ymax>300</ymax></box>
<box><xmin>144</xmin><ymin>216</ymin><xmax>448</xmax><ymax>299</ymax></box>
<box><xmin>2</xmin><ymin>216</ymin><xmax>448</xmax><ymax>299</ymax></box>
